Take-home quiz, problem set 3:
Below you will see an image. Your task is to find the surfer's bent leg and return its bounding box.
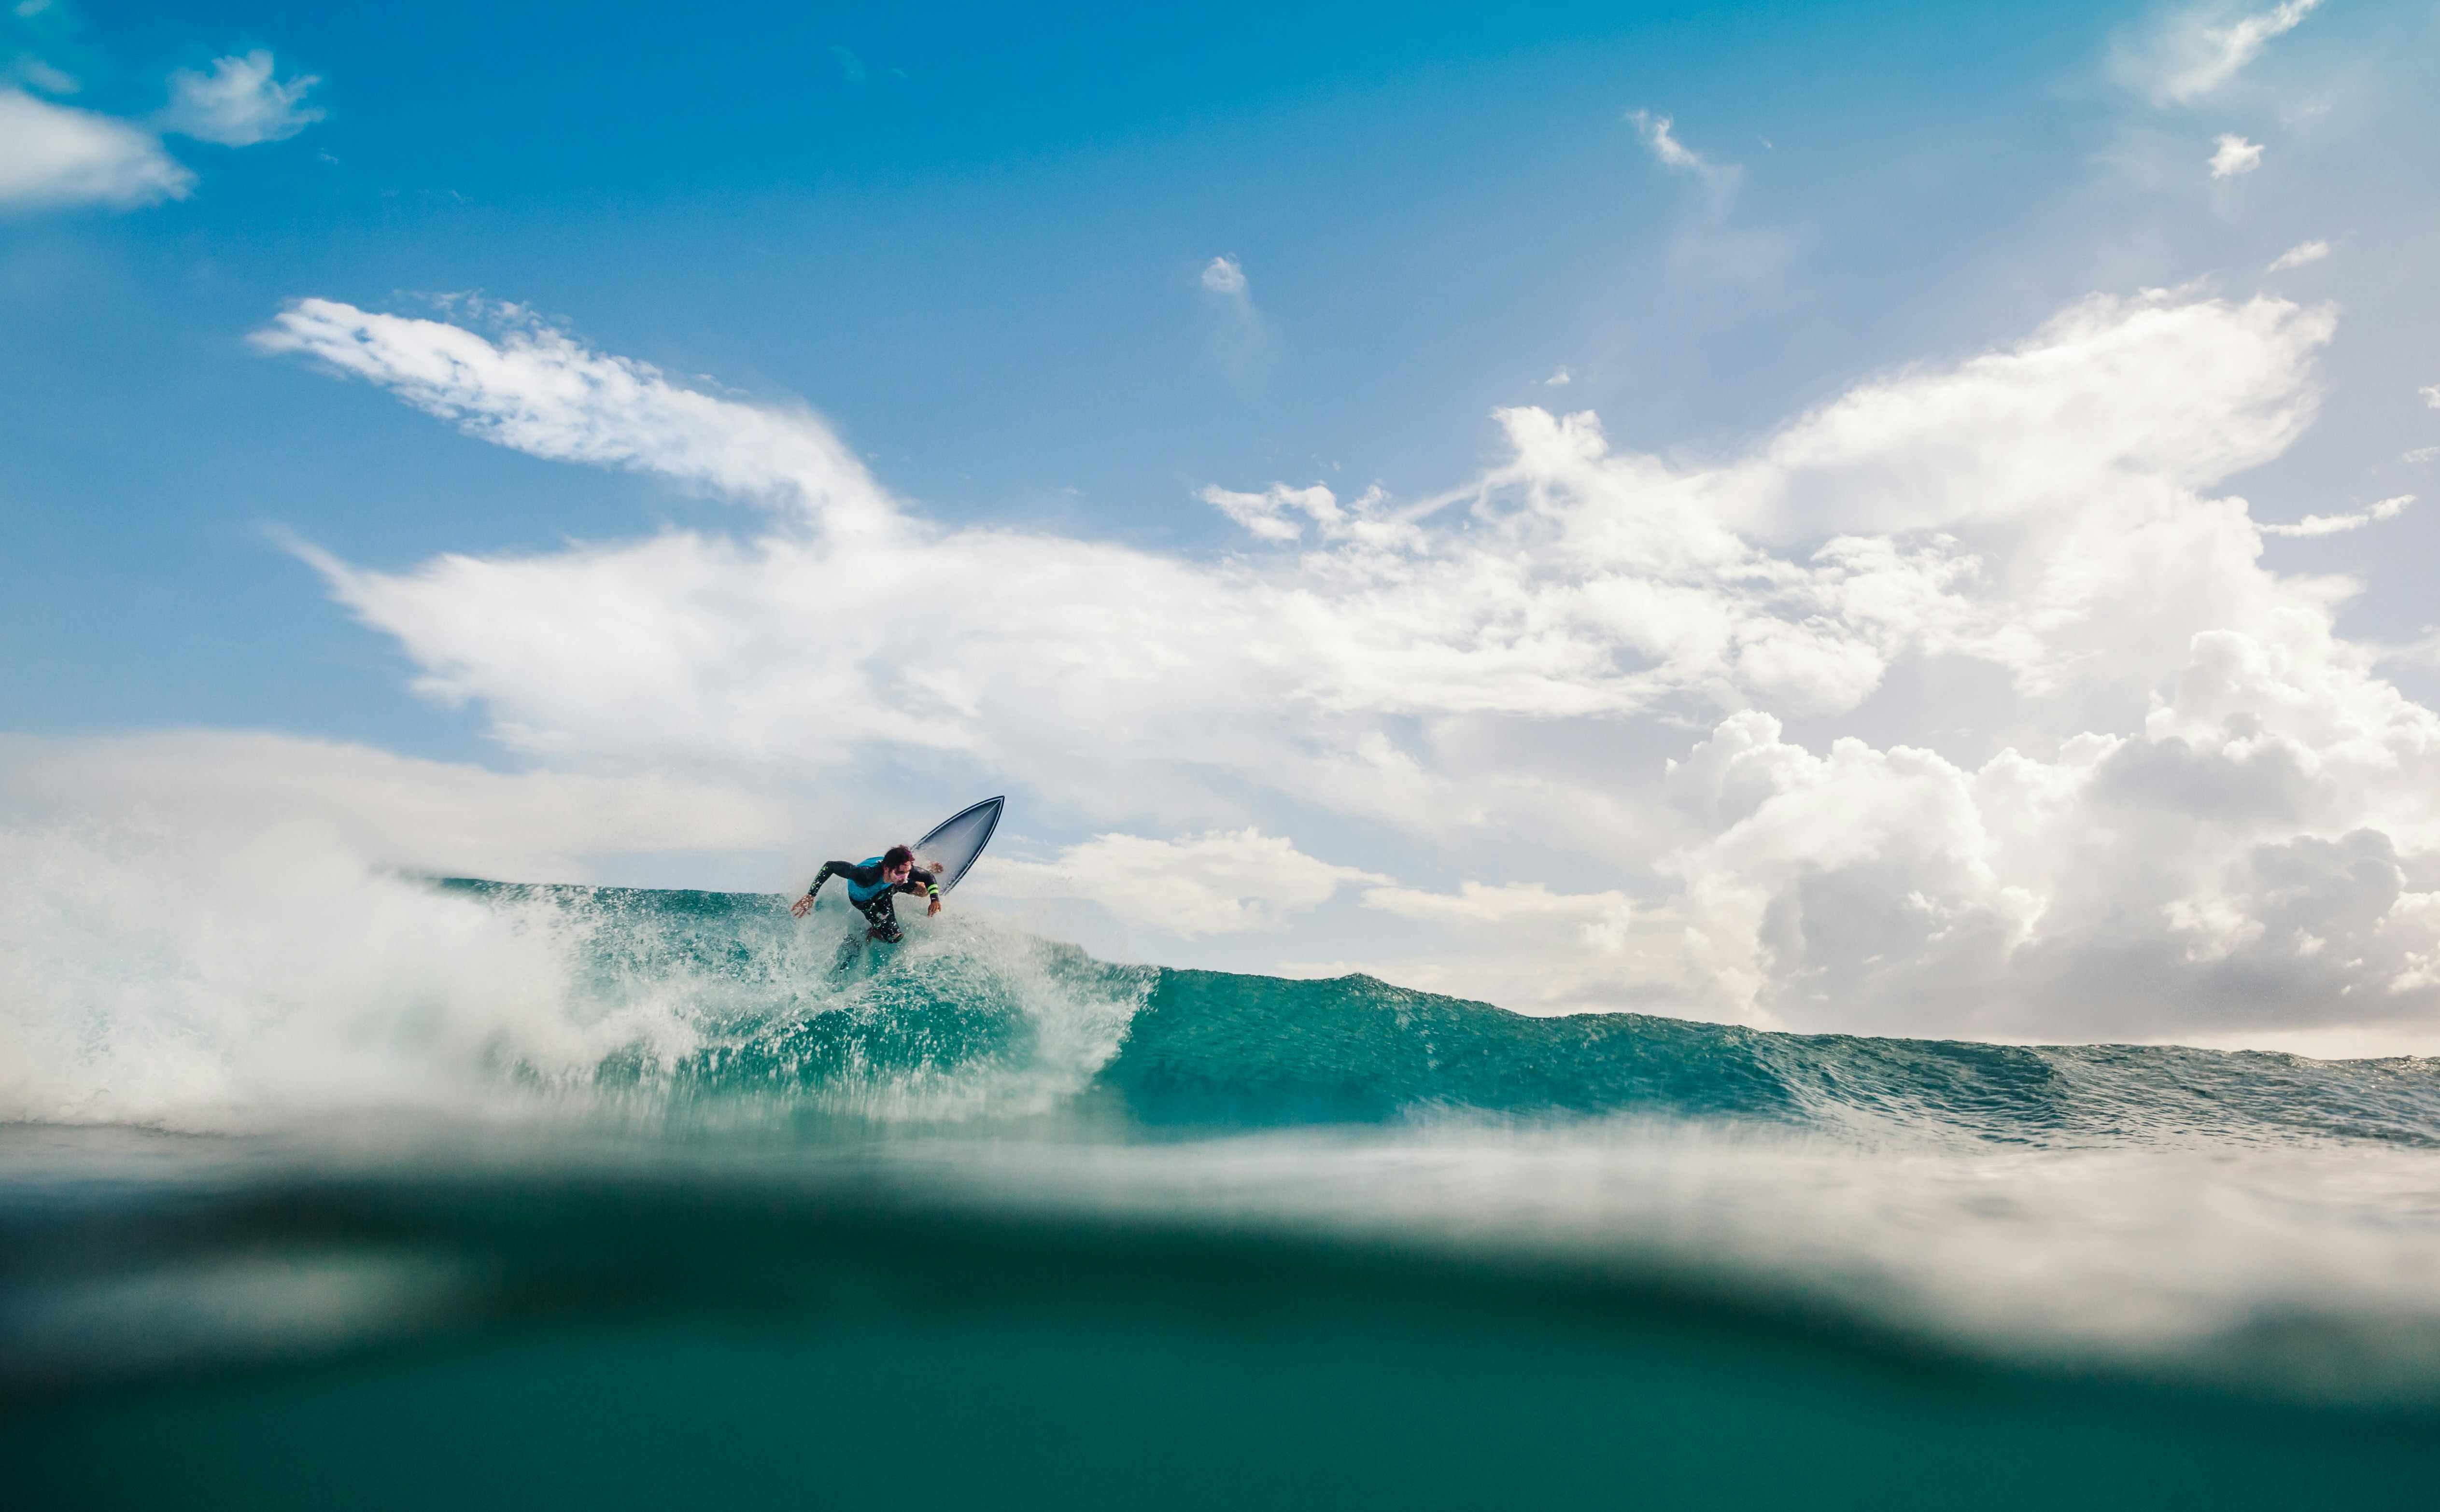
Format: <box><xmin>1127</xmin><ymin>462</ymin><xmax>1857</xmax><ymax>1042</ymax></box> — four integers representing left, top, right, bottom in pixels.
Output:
<box><xmin>857</xmin><ymin>892</ymin><xmax>903</xmax><ymax>943</ymax></box>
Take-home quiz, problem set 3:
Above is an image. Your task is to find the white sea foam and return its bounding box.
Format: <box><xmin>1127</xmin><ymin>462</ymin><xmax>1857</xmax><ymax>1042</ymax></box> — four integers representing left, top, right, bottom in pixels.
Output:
<box><xmin>0</xmin><ymin>820</ymin><xmax>1140</xmax><ymax>1132</ymax></box>
<box><xmin>1</xmin><ymin>820</ymin><xmax>631</xmax><ymax>1128</ymax></box>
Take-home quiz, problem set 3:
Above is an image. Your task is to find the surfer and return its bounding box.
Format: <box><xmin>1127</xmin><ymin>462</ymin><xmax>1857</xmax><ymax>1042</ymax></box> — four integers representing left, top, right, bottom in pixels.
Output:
<box><xmin>791</xmin><ymin>845</ymin><xmax>943</xmax><ymax>942</ymax></box>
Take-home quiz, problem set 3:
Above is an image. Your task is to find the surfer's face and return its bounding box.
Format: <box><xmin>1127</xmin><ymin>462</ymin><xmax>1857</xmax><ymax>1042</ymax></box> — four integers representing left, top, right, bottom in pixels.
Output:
<box><xmin>886</xmin><ymin>861</ymin><xmax>911</xmax><ymax>883</ymax></box>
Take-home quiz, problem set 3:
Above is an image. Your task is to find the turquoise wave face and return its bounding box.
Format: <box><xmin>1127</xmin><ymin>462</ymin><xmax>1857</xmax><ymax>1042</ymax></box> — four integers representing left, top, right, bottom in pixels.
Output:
<box><xmin>441</xmin><ymin>879</ymin><xmax>2440</xmax><ymax>1148</ymax></box>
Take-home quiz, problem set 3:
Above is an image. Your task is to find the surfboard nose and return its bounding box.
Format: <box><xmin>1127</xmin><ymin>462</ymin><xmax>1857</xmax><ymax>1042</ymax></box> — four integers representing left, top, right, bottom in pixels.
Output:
<box><xmin>911</xmin><ymin>796</ymin><xmax>1005</xmax><ymax>896</ymax></box>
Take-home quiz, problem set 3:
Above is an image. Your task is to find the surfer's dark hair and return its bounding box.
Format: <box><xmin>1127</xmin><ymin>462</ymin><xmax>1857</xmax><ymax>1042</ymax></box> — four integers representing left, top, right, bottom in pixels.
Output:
<box><xmin>883</xmin><ymin>845</ymin><xmax>915</xmax><ymax>870</ymax></box>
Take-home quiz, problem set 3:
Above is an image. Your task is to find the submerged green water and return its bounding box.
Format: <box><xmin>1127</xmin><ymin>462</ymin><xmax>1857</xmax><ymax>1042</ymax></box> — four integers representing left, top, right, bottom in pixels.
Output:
<box><xmin>10</xmin><ymin>1162</ymin><xmax>2440</xmax><ymax>1512</ymax></box>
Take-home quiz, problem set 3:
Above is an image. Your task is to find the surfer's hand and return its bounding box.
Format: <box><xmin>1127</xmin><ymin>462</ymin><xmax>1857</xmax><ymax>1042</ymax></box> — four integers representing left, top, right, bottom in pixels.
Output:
<box><xmin>928</xmin><ymin>896</ymin><xmax>943</xmax><ymax>917</ymax></box>
<box><xmin>791</xmin><ymin>892</ymin><xmax>816</xmax><ymax>919</ymax></box>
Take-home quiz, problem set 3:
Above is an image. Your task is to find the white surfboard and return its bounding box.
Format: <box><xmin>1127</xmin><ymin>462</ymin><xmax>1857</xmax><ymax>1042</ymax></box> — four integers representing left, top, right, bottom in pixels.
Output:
<box><xmin>912</xmin><ymin>796</ymin><xmax>1003</xmax><ymax>896</ymax></box>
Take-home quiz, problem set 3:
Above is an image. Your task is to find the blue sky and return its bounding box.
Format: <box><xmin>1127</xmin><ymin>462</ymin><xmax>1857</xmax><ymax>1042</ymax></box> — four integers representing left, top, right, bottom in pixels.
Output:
<box><xmin>8</xmin><ymin>0</ymin><xmax>2440</xmax><ymax>1051</ymax></box>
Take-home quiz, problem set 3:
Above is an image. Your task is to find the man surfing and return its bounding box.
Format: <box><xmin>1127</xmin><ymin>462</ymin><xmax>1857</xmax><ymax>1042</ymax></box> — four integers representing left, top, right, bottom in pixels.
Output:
<box><xmin>791</xmin><ymin>844</ymin><xmax>943</xmax><ymax>943</ymax></box>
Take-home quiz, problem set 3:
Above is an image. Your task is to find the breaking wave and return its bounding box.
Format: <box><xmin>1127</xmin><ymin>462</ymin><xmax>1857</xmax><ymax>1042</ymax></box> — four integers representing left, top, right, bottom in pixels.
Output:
<box><xmin>8</xmin><ymin>834</ymin><xmax>2436</xmax><ymax>1148</ymax></box>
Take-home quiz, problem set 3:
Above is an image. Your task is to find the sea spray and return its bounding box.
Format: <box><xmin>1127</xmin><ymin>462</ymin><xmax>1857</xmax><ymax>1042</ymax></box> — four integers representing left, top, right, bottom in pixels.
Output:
<box><xmin>0</xmin><ymin>825</ymin><xmax>1148</xmax><ymax>1131</ymax></box>
<box><xmin>0</xmin><ymin>822</ymin><xmax>600</xmax><ymax>1128</ymax></box>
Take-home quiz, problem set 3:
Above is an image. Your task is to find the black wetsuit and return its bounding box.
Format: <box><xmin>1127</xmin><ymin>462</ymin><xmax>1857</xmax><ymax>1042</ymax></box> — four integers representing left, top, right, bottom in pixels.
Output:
<box><xmin>810</xmin><ymin>857</ymin><xmax>939</xmax><ymax>943</ymax></box>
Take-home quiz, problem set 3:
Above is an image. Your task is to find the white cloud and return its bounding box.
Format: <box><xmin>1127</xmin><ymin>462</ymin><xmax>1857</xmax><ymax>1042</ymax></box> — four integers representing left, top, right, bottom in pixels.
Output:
<box><xmin>2124</xmin><ymin>0</ymin><xmax>2325</xmax><ymax>105</ymax></box>
<box><xmin>0</xmin><ymin>88</ymin><xmax>192</xmax><ymax>207</ymax></box>
<box><xmin>1544</xmin><ymin>366</ymin><xmax>1572</xmax><ymax>386</ymax></box>
<box><xmin>1343</xmin><ymin>881</ymin><xmax>1641</xmax><ymax>1011</ymax></box>
<box><xmin>2265</xmin><ymin>240</ymin><xmax>2327</xmax><ymax>272</ymax></box>
<box><xmin>1628</xmin><ymin>110</ymin><xmax>1718</xmax><ymax>177</ymax></box>
<box><xmin>1200</xmin><ymin>255</ymin><xmax>1248</xmax><ymax>297</ymax></box>
<box><xmin>156</xmin><ymin>51</ymin><xmax>322</xmax><ymax>147</ymax></box>
<box><xmin>2377</xmin><ymin>628</ymin><xmax>2440</xmax><ymax>672</ymax></box>
<box><xmin>2421</xmin><ymin>386</ymin><xmax>2440</xmax><ymax>410</ymax></box>
<box><xmin>0</xmin><ymin>730</ymin><xmax>790</xmax><ymax>884</ymax></box>
<box><xmin>251</xmin><ymin>297</ymin><xmax>894</xmax><ymax>534</ymax></box>
<box><xmin>2259</xmin><ymin>495</ymin><xmax>2412</xmax><ymax>537</ymax></box>
<box><xmin>1199</xmin><ymin>482</ymin><xmax>1315</xmax><ymax>542</ymax></box>
<box><xmin>1195</xmin><ymin>481</ymin><xmax>1406</xmax><ymax>545</ymax></box>
<box><xmin>981</xmin><ymin>829</ymin><xmax>1385</xmax><ymax>937</ymax></box>
<box><xmin>0</xmin><ymin>48</ymin><xmax>323</xmax><ymax>212</ymax></box>
<box><xmin>2409</xmin><ymin>448</ymin><xmax>2440</xmax><ymax>464</ymax></box>
<box><xmin>11</xmin><ymin>57</ymin><xmax>76</xmax><ymax>94</ymax></box>
<box><xmin>258</xmin><ymin>288</ymin><xmax>2334</xmax><ymax>753</ymax></box>
<box><xmin>247</xmin><ymin>287</ymin><xmax>2440</xmax><ymax>1046</ymax></box>
<box><xmin>2209</xmin><ymin>134</ymin><xmax>2264</xmax><ymax>178</ymax></box>
<box><xmin>1643</xmin><ymin>643</ymin><xmax>2440</xmax><ymax>1039</ymax></box>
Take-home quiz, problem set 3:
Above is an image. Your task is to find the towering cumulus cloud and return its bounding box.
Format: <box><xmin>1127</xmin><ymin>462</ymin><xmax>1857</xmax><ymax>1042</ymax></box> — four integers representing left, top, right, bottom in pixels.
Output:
<box><xmin>248</xmin><ymin>288</ymin><xmax>2440</xmax><ymax>1048</ymax></box>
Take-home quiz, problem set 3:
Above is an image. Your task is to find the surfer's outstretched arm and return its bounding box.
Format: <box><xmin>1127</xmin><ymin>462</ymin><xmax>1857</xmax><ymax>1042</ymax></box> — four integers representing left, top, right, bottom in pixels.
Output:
<box><xmin>792</xmin><ymin>859</ymin><xmax>882</xmax><ymax>919</ymax></box>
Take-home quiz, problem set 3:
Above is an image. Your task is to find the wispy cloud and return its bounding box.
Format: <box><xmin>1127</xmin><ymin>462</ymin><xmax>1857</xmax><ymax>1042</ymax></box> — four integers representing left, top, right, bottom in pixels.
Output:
<box><xmin>1351</xmin><ymin>880</ymin><xmax>1638</xmax><ymax>1011</ymax></box>
<box><xmin>2258</xmin><ymin>494</ymin><xmax>2412</xmax><ymax>536</ymax></box>
<box><xmin>1195</xmin><ymin>481</ymin><xmax>1400</xmax><ymax>545</ymax></box>
<box><xmin>2265</xmin><ymin>239</ymin><xmax>2327</xmax><ymax>272</ymax></box>
<box><xmin>1</xmin><ymin>730</ymin><xmax>785</xmax><ymax>883</ymax></box>
<box><xmin>156</xmin><ymin>51</ymin><xmax>321</xmax><ymax>147</ymax></box>
<box><xmin>9</xmin><ymin>56</ymin><xmax>75</xmax><ymax>93</ymax></box>
<box><xmin>2209</xmin><ymin>133</ymin><xmax>2264</xmax><ymax>178</ymax></box>
<box><xmin>2124</xmin><ymin>0</ymin><xmax>2326</xmax><ymax>105</ymax></box>
<box><xmin>981</xmin><ymin>829</ymin><xmax>1386</xmax><ymax>937</ymax></box>
<box><xmin>825</xmin><ymin>45</ymin><xmax>903</xmax><ymax>84</ymax></box>
<box><xmin>0</xmin><ymin>88</ymin><xmax>192</xmax><ymax>207</ymax></box>
<box><xmin>1544</xmin><ymin>366</ymin><xmax>1572</xmax><ymax>387</ymax></box>
<box><xmin>1199</xmin><ymin>481</ymin><xmax>1319</xmax><ymax>542</ymax></box>
<box><xmin>2422</xmin><ymin>385</ymin><xmax>2440</xmax><ymax>410</ymax></box>
<box><xmin>251</xmin><ymin>296</ymin><xmax>892</xmax><ymax>531</ymax></box>
<box><xmin>1196</xmin><ymin>255</ymin><xmax>1269</xmax><ymax>378</ymax></box>
<box><xmin>1623</xmin><ymin>109</ymin><xmax>1790</xmax><ymax>292</ymax></box>
<box><xmin>1627</xmin><ymin>109</ymin><xmax>1729</xmax><ymax>182</ymax></box>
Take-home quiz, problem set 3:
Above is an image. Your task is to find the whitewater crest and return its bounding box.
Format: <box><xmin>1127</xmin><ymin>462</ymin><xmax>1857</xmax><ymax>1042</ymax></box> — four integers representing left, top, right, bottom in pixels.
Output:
<box><xmin>0</xmin><ymin>824</ymin><xmax>1144</xmax><ymax>1132</ymax></box>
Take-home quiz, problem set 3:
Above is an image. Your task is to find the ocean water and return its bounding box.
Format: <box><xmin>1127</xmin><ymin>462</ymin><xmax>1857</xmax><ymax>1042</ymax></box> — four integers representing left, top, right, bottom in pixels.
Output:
<box><xmin>8</xmin><ymin>863</ymin><xmax>2440</xmax><ymax>1509</ymax></box>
